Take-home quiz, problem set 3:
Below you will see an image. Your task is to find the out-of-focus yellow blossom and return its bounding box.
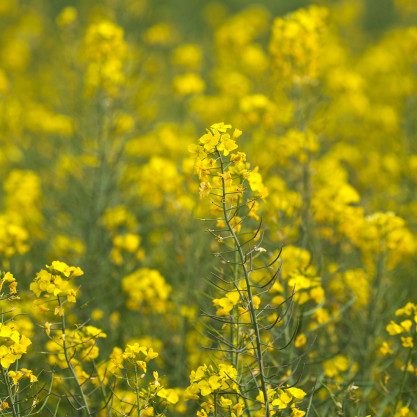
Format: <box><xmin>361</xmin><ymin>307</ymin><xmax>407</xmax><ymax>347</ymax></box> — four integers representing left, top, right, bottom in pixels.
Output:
<box><xmin>84</xmin><ymin>20</ymin><xmax>127</xmax><ymax>96</ymax></box>
<box><xmin>56</xmin><ymin>7</ymin><xmax>77</xmax><ymax>27</ymax></box>
<box><xmin>50</xmin><ymin>234</ymin><xmax>85</xmax><ymax>260</ymax></box>
<box><xmin>143</xmin><ymin>23</ymin><xmax>177</xmax><ymax>45</ymax></box>
<box><xmin>323</xmin><ymin>355</ymin><xmax>349</xmax><ymax>378</ymax></box>
<box><xmin>25</xmin><ymin>104</ymin><xmax>73</xmax><ymax>136</ymax></box>
<box><xmin>272</xmin><ymin>245</ymin><xmax>324</xmax><ymax>306</ymax></box>
<box><xmin>136</xmin><ymin>157</ymin><xmax>182</xmax><ymax>207</ymax></box>
<box><xmin>395</xmin><ymin>406</ymin><xmax>412</xmax><ymax>417</ymax></box>
<box><xmin>380</xmin><ymin>341</ymin><xmax>393</xmax><ymax>356</ymax></box>
<box><xmin>46</xmin><ymin>326</ymin><xmax>106</xmax><ymax>369</ymax></box>
<box><xmin>0</xmin><ymin>215</ymin><xmax>29</xmax><ymax>262</ymax></box>
<box><xmin>0</xmin><ymin>0</ymin><xmax>17</xmax><ymax>15</ymax></box>
<box><xmin>354</xmin><ymin>212</ymin><xmax>415</xmax><ymax>268</ymax></box>
<box><xmin>269</xmin><ymin>5</ymin><xmax>328</xmax><ymax>84</ymax></box>
<box><xmin>173</xmin><ymin>73</ymin><xmax>205</xmax><ymax>95</ymax></box>
<box><xmin>111</xmin><ymin>233</ymin><xmax>144</xmax><ymax>265</ymax></box>
<box><xmin>102</xmin><ymin>205</ymin><xmax>138</xmax><ymax>232</ymax></box>
<box><xmin>295</xmin><ymin>333</ymin><xmax>307</xmax><ymax>348</ymax></box>
<box><xmin>212</xmin><ymin>291</ymin><xmax>240</xmax><ymax>316</ymax></box>
<box><xmin>215</xmin><ymin>6</ymin><xmax>270</xmax><ymax>51</ymax></box>
<box><xmin>329</xmin><ymin>269</ymin><xmax>370</xmax><ymax>308</ymax></box>
<box><xmin>247</xmin><ymin>168</ymin><xmax>268</xmax><ymax>199</ymax></box>
<box><xmin>157</xmin><ymin>388</ymin><xmax>179</xmax><ymax>404</ymax></box>
<box><xmin>239</xmin><ymin>94</ymin><xmax>279</xmax><ymax>126</ymax></box>
<box><xmin>122</xmin><ymin>268</ymin><xmax>171</xmax><ymax>313</ymax></box>
<box><xmin>0</xmin><ymin>68</ymin><xmax>9</xmax><ymax>93</ymax></box>
<box><xmin>384</xmin><ymin>302</ymin><xmax>417</xmax><ymax>358</ymax></box>
<box><xmin>3</xmin><ymin>170</ymin><xmax>42</xmax><ymax>236</ymax></box>
<box><xmin>172</xmin><ymin>44</ymin><xmax>202</xmax><ymax>70</ymax></box>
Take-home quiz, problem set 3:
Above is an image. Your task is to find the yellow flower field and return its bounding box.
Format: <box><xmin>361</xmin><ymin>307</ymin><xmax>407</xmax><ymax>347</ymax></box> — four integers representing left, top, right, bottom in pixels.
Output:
<box><xmin>0</xmin><ymin>0</ymin><xmax>416</xmax><ymax>416</ymax></box>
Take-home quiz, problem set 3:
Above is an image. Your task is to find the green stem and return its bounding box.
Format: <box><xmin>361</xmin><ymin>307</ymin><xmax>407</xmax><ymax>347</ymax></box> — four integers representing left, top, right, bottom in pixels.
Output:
<box><xmin>218</xmin><ymin>152</ymin><xmax>270</xmax><ymax>417</ymax></box>
<box><xmin>134</xmin><ymin>365</ymin><xmax>141</xmax><ymax>417</ymax></box>
<box><xmin>1</xmin><ymin>366</ymin><xmax>19</xmax><ymax>417</ymax></box>
<box><xmin>58</xmin><ymin>296</ymin><xmax>91</xmax><ymax>416</ymax></box>
<box><xmin>363</xmin><ymin>251</ymin><xmax>385</xmax><ymax>380</ymax></box>
<box><xmin>394</xmin><ymin>343</ymin><xmax>415</xmax><ymax>413</ymax></box>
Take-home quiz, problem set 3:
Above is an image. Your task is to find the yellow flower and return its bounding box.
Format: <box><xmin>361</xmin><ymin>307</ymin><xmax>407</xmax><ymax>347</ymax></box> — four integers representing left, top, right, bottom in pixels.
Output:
<box><xmin>395</xmin><ymin>407</ymin><xmax>411</xmax><ymax>417</ymax></box>
<box><xmin>386</xmin><ymin>321</ymin><xmax>404</xmax><ymax>335</ymax></box>
<box><xmin>380</xmin><ymin>341</ymin><xmax>393</xmax><ymax>355</ymax></box>
<box><xmin>220</xmin><ymin>396</ymin><xmax>233</xmax><ymax>407</ymax></box>
<box><xmin>247</xmin><ymin>169</ymin><xmax>268</xmax><ymax>199</ymax></box>
<box><xmin>213</xmin><ymin>291</ymin><xmax>241</xmax><ymax>316</ymax></box>
<box><xmin>84</xmin><ymin>20</ymin><xmax>127</xmax><ymax>96</ymax></box>
<box><xmin>122</xmin><ymin>269</ymin><xmax>171</xmax><ymax>314</ymax></box>
<box><xmin>56</xmin><ymin>6</ymin><xmax>77</xmax><ymax>27</ymax></box>
<box><xmin>44</xmin><ymin>322</ymin><xmax>52</xmax><ymax>337</ymax></box>
<box><xmin>0</xmin><ymin>402</ymin><xmax>9</xmax><ymax>411</ymax></box>
<box><xmin>295</xmin><ymin>334</ymin><xmax>307</xmax><ymax>348</ymax></box>
<box><xmin>140</xmin><ymin>407</ymin><xmax>154</xmax><ymax>417</ymax></box>
<box><xmin>0</xmin><ymin>272</ymin><xmax>17</xmax><ymax>295</ymax></box>
<box><xmin>400</xmin><ymin>320</ymin><xmax>413</xmax><ymax>332</ymax></box>
<box><xmin>323</xmin><ymin>355</ymin><xmax>349</xmax><ymax>378</ymax></box>
<box><xmin>270</xmin><ymin>5</ymin><xmax>328</xmax><ymax>83</ymax></box>
<box><xmin>252</xmin><ymin>295</ymin><xmax>261</xmax><ymax>309</ymax></box>
<box><xmin>401</xmin><ymin>337</ymin><xmax>414</xmax><ymax>348</ymax></box>
<box><xmin>287</xmin><ymin>387</ymin><xmax>307</xmax><ymax>401</ymax></box>
<box><xmin>292</xmin><ymin>408</ymin><xmax>306</xmax><ymax>417</ymax></box>
<box><xmin>157</xmin><ymin>388</ymin><xmax>179</xmax><ymax>404</ymax></box>
<box><xmin>396</xmin><ymin>302</ymin><xmax>416</xmax><ymax>317</ymax></box>
<box><xmin>173</xmin><ymin>73</ymin><xmax>205</xmax><ymax>95</ymax></box>
<box><xmin>218</xmin><ymin>136</ymin><xmax>238</xmax><ymax>156</ymax></box>
<box><xmin>272</xmin><ymin>390</ymin><xmax>292</xmax><ymax>409</ymax></box>
<box><xmin>30</xmin><ymin>261</ymin><xmax>83</xmax><ymax>305</ymax></box>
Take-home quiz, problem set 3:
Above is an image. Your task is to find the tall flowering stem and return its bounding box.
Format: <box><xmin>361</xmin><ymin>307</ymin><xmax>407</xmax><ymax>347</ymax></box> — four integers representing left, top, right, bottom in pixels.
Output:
<box><xmin>189</xmin><ymin>123</ymin><xmax>306</xmax><ymax>417</ymax></box>
<box><xmin>217</xmin><ymin>150</ymin><xmax>270</xmax><ymax>417</ymax></box>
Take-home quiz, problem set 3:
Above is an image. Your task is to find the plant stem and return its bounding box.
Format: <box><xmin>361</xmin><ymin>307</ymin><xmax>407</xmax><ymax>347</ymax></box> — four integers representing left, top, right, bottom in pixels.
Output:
<box><xmin>218</xmin><ymin>152</ymin><xmax>270</xmax><ymax>417</ymax></box>
<box><xmin>1</xmin><ymin>366</ymin><xmax>19</xmax><ymax>417</ymax></box>
<box><xmin>58</xmin><ymin>296</ymin><xmax>91</xmax><ymax>416</ymax></box>
<box><xmin>134</xmin><ymin>365</ymin><xmax>141</xmax><ymax>417</ymax></box>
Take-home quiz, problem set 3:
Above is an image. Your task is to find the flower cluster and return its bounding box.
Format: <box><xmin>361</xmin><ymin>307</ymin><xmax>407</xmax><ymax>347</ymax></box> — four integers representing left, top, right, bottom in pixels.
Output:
<box><xmin>0</xmin><ymin>322</ymin><xmax>32</xmax><ymax>368</ymax></box>
<box><xmin>0</xmin><ymin>271</ymin><xmax>17</xmax><ymax>297</ymax></box>
<box><xmin>385</xmin><ymin>302</ymin><xmax>417</xmax><ymax>350</ymax></box>
<box><xmin>269</xmin><ymin>5</ymin><xmax>328</xmax><ymax>84</ymax></box>
<box><xmin>185</xmin><ymin>363</ymin><xmax>241</xmax><ymax>416</ymax></box>
<box><xmin>122</xmin><ymin>268</ymin><xmax>172</xmax><ymax>314</ymax></box>
<box><xmin>190</xmin><ymin>123</ymin><xmax>268</xmax><ymax>228</ymax></box>
<box><xmin>84</xmin><ymin>20</ymin><xmax>128</xmax><ymax>96</ymax></box>
<box><xmin>107</xmin><ymin>343</ymin><xmax>159</xmax><ymax>375</ymax></box>
<box><xmin>256</xmin><ymin>386</ymin><xmax>307</xmax><ymax>417</ymax></box>
<box><xmin>30</xmin><ymin>261</ymin><xmax>83</xmax><ymax>307</ymax></box>
<box><xmin>7</xmin><ymin>368</ymin><xmax>37</xmax><ymax>385</ymax></box>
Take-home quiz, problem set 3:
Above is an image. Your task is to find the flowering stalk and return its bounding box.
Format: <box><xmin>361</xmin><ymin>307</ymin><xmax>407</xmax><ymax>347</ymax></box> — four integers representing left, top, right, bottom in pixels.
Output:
<box><xmin>58</xmin><ymin>295</ymin><xmax>92</xmax><ymax>416</ymax></box>
<box><xmin>189</xmin><ymin>123</ymin><xmax>307</xmax><ymax>417</ymax></box>
<box><xmin>217</xmin><ymin>150</ymin><xmax>271</xmax><ymax>417</ymax></box>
